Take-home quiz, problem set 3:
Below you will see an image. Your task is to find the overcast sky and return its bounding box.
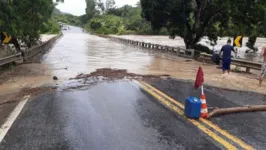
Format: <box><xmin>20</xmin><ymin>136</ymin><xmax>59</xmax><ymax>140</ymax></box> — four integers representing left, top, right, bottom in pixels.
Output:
<box><xmin>56</xmin><ymin>0</ymin><xmax>139</xmax><ymax>16</ymax></box>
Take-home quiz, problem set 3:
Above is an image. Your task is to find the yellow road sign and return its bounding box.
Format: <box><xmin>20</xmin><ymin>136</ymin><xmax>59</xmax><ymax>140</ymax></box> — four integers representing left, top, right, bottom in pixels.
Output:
<box><xmin>234</xmin><ymin>36</ymin><xmax>243</xmax><ymax>47</ymax></box>
<box><xmin>1</xmin><ymin>32</ymin><xmax>12</xmax><ymax>44</ymax></box>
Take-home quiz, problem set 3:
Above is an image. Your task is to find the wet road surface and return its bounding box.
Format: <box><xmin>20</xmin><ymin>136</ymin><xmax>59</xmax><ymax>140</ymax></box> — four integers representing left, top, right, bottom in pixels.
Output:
<box><xmin>1</xmin><ymin>25</ymin><xmax>264</xmax><ymax>96</ymax></box>
<box><xmin>0</xmin><ymin>81</ymin><xmax>220</xmax><ymax>150</ymax></box>
<box><xmin>0</xmin><ymin>25</ymin><xmax>263</xmax><ymax>150</ymax></box>
<box><xmin>149</xmin><ymin>78</ymin><xmax>266</xmax><ymax>149</ymax></box>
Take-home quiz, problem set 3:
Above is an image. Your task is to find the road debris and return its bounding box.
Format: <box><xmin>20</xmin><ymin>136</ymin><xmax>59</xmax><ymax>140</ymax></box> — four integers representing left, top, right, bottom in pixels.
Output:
<box><xmin>53</xmin><ymin>76</ymin><xmax>58</xmax><ymax>80</ymax></box>
<box><xmin>70</xmin><ymin>68</ymin><xmax>170</xmax><ymax>80</ymax></box>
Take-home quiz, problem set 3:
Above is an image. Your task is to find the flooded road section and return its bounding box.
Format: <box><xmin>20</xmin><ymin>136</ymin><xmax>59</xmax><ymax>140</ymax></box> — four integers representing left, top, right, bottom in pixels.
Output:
<box><xmin>42</xmin><ymin>26</ymin><xmax>158</xmax><ymax>79</ymax></box>
<box><xmin>112</xmin><ymin>35</ymin><xmax>265</xmax><ymax>62</ymax></box>
<box><xmin>0</xmin><ymin>26</ymin><xmax>265</xmax><ymax>96</ymax></box>
<box><xmin>41</xmin><ymin>26</ymin><xmax>265</xmax><ymax>94</ymax></box>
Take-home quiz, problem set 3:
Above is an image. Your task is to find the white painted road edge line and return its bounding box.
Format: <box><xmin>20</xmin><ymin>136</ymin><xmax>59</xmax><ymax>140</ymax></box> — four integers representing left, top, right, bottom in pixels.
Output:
<box><xmin>0</xmin><ymin>95</ymin><xmax>30</xmax><ymax>143</ymax></box>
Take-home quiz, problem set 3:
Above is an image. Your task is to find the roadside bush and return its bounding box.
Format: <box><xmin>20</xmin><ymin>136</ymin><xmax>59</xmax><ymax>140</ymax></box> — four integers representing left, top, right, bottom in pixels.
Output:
<box><xmin>40</xmin><ymin>19</ymin><xmax>60</xmax><ymax>34</ymax></box>
<box><xmin>95</xmin><ymin>27</ymin><xmax>112</xmax><ymax>35</ymax></box>
<box><xmin>90</xmin><ymin>20</ymin><xmax>102</xmax><ymax>31</ymax></box>
<box><xmin>124</xmin><ymin>30</ymin><xmax>136</xmax><ymax>35</ymax></box>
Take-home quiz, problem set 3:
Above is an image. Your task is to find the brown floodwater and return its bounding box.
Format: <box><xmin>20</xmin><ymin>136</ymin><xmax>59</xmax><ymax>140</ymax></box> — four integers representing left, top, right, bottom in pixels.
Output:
<box><xmin>42</xmin><ymin>26</ymin><xmax>189</xmax><ymax>79</ymax></box>
<box><xmin>112</xmin><ymin>35</ymin><xmax>266</xmax><ymax>63</ymax></box>
<box><xmin>0</xmin><ymin>26</ymin><xmax>265</xmax><ymax>96</ymax></box>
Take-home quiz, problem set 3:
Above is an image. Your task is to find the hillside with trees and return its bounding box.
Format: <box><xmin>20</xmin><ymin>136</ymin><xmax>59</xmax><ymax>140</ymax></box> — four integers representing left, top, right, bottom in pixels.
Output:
<box><xmin>82</xmin><ymin>0</ymin><xmax>167</xmax><ymax>35</ymax></box>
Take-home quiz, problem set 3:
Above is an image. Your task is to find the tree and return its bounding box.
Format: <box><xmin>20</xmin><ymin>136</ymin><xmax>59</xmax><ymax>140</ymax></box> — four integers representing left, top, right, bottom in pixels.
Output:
<box><xmin>79</xmin><ymin>14</ymin><xmax>89</xmax><ymax>25</ymax></box>
<box><xmin>106</xmin><ymin>0</ymin><xmax>116</xmax><ymax>11</ymax></box>
<box><xmin>96</xmin><ymin>0</ymin><xmax>105</xmax><ymax>13</ymax></box>
<box><xmin>141</xmin><ymin>0</ymin><xmax>266</xmax><ymax>49</ymax></box>
<box><xmin>231</xmin><ymin>1</ymin><xmax>266</xmax><ymax>51</ymax></box>
<box><xmin>86</xmin><ymin>0</ymin><xmax>97</xmax><ymax>20</ymax></box>
<box><xmin>0</xmin><ymin>0</ymin><xmax>64</xmax><ymax>47</ymax></box>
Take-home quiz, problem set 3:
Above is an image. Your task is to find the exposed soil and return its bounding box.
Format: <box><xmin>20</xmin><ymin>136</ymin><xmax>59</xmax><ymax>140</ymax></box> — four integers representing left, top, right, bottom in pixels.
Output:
<box><xmin>0</xmin><ymin>64</ymin><xmax>49</xmax><ymax>84</ymax></box>
<box><xmin>70</xmin><ymin>68</ymin><xmax>170</xmax><ymax>80</ymax></box>
<box><xmin>0</xmin><ymin>87</ymin><xmax>56</xmax><ymax>107</ymax></box>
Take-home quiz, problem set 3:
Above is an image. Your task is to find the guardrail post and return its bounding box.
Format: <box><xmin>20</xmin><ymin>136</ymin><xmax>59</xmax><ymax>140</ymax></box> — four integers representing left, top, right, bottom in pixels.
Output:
<box><xmin>190</xmin><ymin>49</ymin><xmax>195</xmax><ymax>58</ymax></box>
<box><xmin>155</xmin><ymin>45</ymin><xmax>158</xmax><ymax>50</ymax></box>
<box><xmin>166</xmin><ymin>46</ymin><xmax>169</xmax><ymax>51</ymax></box>
<box><xmin>246</xmin><ymin>68</ymin><xmax>250</xmax><ymax>73</ymax></box>
<box><xmin>176</xmin><ymin>48</ymin><xmax>180</xmax><ymax>55</ymax></box>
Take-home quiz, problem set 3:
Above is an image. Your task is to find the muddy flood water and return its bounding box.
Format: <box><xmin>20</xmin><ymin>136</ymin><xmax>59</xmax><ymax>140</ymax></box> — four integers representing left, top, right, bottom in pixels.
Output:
<box><xmin>0</xmin><ymin>26</ymin><xmax>266</xmax><ymax>96</ymax></box>
<box><xmin>112</xmin><ymin>35</ymin><xmax>266</xmax><ymax>63</ymax></box>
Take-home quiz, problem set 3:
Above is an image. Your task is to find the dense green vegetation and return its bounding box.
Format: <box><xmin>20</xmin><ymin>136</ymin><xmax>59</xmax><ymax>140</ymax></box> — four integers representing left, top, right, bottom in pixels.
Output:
<box><xmin>40</xmin><ymin>18</ymin><xmax>61</xmax><ymax>34</ymax></box>
<box><xmin>53</xmin><ymin>8</ymin><xmax>81</xmax><ymax>26</ymax></box>
<box><xmin>2</xmin><ymin>0</ymin><xmax>264</xmax><ymax>52</ymax></box>
<box><xmin>140</xmin><ymin>0</ymin><xmax>266</xmax><ymax>50</ymax></box>
<box><xmin>83</xmin><ymin>0</ymin><xmax>163</xmax><ymax>35</ymax></box>
<box><xmin>0</xmin><ymin>0</ymin><xmax>64</xmax><ymax>48</ymax></box>
<box><xmin>81</xmin><ymin>0</ymin><xmax>266</xmax><ymax>52</ymax></box>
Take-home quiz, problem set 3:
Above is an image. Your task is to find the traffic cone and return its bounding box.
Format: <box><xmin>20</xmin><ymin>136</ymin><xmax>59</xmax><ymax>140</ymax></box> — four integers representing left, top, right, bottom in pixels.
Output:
<box><xmin>200</xmin><ymin>94</ymin><xmax>208</xmax><ymax>118</ymax></box>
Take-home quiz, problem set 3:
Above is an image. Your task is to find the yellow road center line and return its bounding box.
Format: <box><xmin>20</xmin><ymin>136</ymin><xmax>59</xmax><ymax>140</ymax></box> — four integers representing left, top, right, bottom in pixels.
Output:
<box><xmin>135</xmin><ymin>81</ymin><xmax>237</xmax><ymax>150</ymax></box>
<box><xmin>136</xmin><ymin>81</ymin><xmax>254</xmax><ymax>150</ymax></box>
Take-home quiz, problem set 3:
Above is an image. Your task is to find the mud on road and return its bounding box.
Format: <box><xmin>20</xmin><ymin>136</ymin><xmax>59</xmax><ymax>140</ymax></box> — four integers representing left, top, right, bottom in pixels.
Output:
<box><xmin>70</xmin><ymin>68</ymin><xmax>169</xmax><ymax>80</ymax></box>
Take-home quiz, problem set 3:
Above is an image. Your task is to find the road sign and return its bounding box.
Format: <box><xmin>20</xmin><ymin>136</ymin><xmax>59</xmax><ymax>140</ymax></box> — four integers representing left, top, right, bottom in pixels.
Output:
<box><xmin>0</xmin><ymin>32</ymin><xmax>12</xmax><ymax>44</ymax></box>
<box><xmin>233</xmin><ymin>36</ymin><xmax>243</xmax><ymax>47</ymax></box>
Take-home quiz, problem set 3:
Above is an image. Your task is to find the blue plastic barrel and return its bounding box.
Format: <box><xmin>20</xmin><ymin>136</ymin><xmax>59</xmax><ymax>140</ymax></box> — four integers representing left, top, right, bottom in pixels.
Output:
<box><xmin>184</xmin><ymin>97</ymin><xmax>201</xmax><ymax>119</ymax></box>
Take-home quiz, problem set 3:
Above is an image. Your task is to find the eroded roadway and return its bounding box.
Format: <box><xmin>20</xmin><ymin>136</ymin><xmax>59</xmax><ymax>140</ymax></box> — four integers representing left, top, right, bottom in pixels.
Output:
<box><xmin>1</xmin><ymin>81</ymin><xmax>224</xmax><ymax>150</ymax></box>
<box><xmin>0</xmin><ymin>26</ymin><xmax>262</xmax><ymax>150</ymax></box>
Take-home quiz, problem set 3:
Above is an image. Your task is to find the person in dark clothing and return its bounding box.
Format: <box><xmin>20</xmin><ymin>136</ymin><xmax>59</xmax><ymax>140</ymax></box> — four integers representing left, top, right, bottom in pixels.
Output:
<box><xmin>219</xmin><ymin>39</ymin><xmax>237</xmax><ymax>74</ymax></box>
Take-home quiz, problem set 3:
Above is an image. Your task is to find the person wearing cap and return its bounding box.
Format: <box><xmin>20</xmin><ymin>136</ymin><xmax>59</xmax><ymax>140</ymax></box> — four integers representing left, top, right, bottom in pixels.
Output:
<box><xmin>219</xmin><ymin>39</ymin><xmax>237</xmax><ymax>74</ymax></box>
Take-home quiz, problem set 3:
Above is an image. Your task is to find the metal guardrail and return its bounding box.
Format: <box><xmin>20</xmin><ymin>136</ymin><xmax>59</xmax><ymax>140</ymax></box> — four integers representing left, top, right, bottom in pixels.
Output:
<box><xmin>199</xmin><ymin>53</ymin><xmax>262</xmax><ymax>72</ymax></box>
<box><xmin>0</xmin><ymin>53</ymin><xmax>22</xmax><ymax>66</ymax></box>
<box><xmin>100</xmin><ymin>35</ymin><xmax>196</xmax><ymax>59</ymax></box>
<box><xmin>100</xmin><ymin>35</ymin><xmax>261</xmax><ymax>72</ymax></box>
<box><xmin>0</xmin><ymin>33</ymin><xmax>62</xmax><ymax>67</ymax></box>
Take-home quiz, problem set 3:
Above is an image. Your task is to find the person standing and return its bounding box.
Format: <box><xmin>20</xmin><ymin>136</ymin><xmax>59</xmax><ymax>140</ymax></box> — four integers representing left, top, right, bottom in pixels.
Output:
<box><xmin>219</xmin><ymin>39</ymin><xmax>237</xmax><ymax>74</ymax></box>
<box><xmin>259</xmin><ymin>46</ymin><xmax>266</xmax><ymax>86</ymax></box>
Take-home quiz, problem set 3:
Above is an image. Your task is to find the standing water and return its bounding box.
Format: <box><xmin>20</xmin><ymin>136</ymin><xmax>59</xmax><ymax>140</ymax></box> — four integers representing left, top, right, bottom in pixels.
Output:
<box><xmin>42</xmin><ymin>26</ymin><xmax>186</xmax><ymax>79</ymax></box>
<box><xmin>112</xmin><ymin>35</ymin><xmax>265</xmax><ymax>63</ymax></box>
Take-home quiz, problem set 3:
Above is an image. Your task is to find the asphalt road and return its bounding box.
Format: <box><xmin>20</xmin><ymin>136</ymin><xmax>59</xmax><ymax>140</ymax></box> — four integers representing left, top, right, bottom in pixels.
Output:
<box><xmin>0</xmin><ymin>26</ymin><xmax>263</xmax><ymax>150</ymax></box>
<box><xmin>0</xmin><ymin>80</ymin><xmax>222</xmax><ymax>150</ymax></box>
<box><xmin>148</xmin><ymin>78</ymin><xmax>266</xmax><ymax>150</ymax></box>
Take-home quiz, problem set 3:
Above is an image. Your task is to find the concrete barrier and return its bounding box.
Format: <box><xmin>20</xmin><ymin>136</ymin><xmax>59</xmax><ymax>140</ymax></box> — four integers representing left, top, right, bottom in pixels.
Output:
<box><xmin>23</xmin><ymin>33</ymin><xmax>62</xmax><ymax>61</ymax></box>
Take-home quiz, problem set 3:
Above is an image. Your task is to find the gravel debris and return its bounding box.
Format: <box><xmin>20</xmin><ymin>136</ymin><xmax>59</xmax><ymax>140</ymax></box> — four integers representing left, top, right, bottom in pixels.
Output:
<box><xmin>70</xmin><ymin>68</ymin><xmax>170</xmax><ymax>80</ymax></box>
